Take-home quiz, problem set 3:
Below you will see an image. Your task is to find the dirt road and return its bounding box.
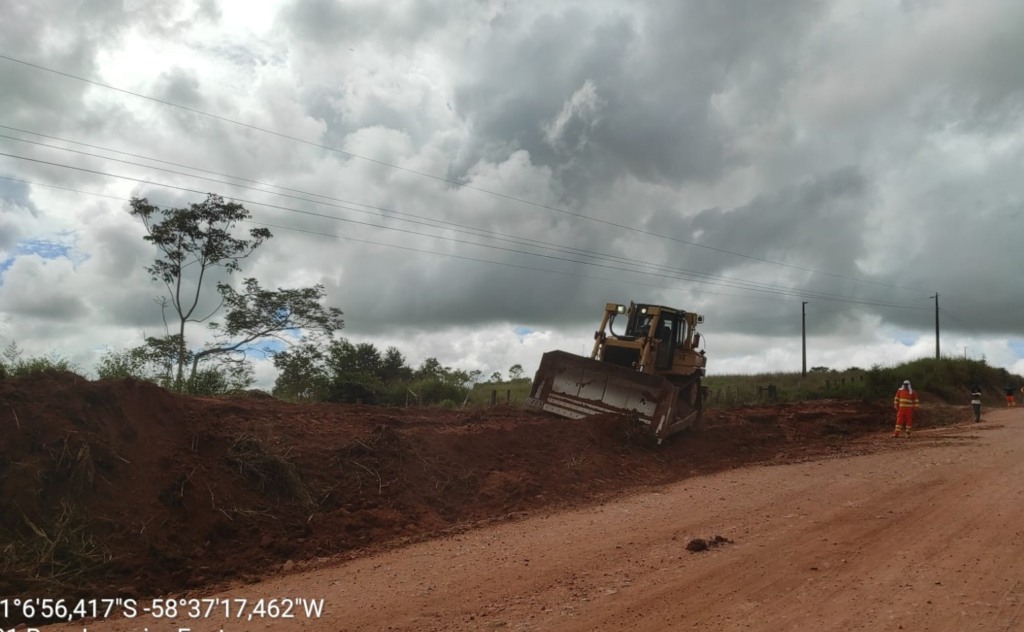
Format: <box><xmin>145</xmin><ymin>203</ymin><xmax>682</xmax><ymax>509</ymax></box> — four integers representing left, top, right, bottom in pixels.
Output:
<box><xmin>43</xmin><ymin>407</ymin><xmax>1024</xmax><ymax>632</ymax></box>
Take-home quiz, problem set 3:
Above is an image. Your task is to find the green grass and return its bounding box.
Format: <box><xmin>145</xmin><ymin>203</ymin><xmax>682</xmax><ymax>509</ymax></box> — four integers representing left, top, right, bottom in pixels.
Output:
<box><xmin>703</xmin><ymin>356</ymin><xmax>1022</xmax><ymax>407</ymax></box>
<box><xmin>466</xmin><ymin>379</ymin><xmax>533</xmax><ymax>406</ymax></box>
<box><xmin>704</xmin><ymin>368</ymin><xmax>869</xmax><ymax>407</ymax></box>
<box><xmin>468</xmin><ymin>356</ymin><xmax>1023</xmax><ymax>410</ymax></box>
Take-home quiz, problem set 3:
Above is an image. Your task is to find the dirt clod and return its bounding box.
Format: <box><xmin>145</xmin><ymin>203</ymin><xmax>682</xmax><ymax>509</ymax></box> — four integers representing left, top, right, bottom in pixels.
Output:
<box><xmin>685</xmin><ymin>535</ymin><xmax>733</xmax><ymax>552</ymax></box>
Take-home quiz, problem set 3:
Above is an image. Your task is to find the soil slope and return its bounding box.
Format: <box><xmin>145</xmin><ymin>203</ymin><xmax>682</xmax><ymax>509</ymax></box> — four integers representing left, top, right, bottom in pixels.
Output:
<box><xmin>65</xmin><ymin>411</ymin><xmax>1014</xmax><ymax>632</ymax></box>
<box><xmin>0</xmin><ymin>371</ymin><xmax>964</xmax><ymax>627</ymax></box>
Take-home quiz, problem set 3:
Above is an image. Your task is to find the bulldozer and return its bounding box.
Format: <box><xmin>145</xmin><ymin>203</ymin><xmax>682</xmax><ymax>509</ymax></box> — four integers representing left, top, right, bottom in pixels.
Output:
<box><xmin>526</xmin><ymin>301</ymin><xmax>708</xmax><ymax>442</ymax></box>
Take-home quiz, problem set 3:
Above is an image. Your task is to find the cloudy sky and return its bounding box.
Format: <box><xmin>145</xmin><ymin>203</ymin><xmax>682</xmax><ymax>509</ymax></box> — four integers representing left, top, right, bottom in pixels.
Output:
<box><xmin>2</xmin><ymin>0</ymin><xmax>1023</xmax><ymax>388</ymax></box>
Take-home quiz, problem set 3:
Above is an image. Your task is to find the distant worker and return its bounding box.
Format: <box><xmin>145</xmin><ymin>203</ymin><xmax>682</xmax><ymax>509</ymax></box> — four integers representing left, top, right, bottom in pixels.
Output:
<box><xmin>1006</xmin><ymin>386</ymin><xmax>1017</xmax><ymax>408</ymax></box>
<box><xmin>970</xmin><ymin>385</ymin><xmax>982</xmax><ymax>423</ymax></box>
<box><xmin>893</xmin><ymin>379</ymin><xmax>920</xmax><ymax>438</ymax></box>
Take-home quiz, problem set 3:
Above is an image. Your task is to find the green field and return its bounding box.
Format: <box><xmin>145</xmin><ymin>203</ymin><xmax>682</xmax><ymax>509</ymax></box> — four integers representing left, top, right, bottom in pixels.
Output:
<box><xmin>471</xmin><ymin>356</ymin><xmax>1023</xmax><ymax>410</ymax></box>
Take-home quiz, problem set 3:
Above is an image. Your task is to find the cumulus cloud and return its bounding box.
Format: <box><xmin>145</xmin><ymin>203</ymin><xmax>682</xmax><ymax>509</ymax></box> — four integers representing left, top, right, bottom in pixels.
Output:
<box><xmin>1</xmin><ymin>0</ymin><xmax>1023</xmax><ymax>387</ymax></box>
<box><xmin>0</xmin><ymin>254</ymin><xmax>91</xmax><ymax>320</ymax></box>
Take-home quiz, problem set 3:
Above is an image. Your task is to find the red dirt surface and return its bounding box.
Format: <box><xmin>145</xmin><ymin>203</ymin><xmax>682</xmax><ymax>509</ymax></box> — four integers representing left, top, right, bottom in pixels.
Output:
<box><xmin>0</xmin><ymin>371</ymin><xmax>960</xmax><ymax>627</ymax></box>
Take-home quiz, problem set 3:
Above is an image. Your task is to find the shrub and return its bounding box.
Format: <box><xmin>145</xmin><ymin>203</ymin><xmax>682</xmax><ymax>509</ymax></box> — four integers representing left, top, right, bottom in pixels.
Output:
<box><xmin>327</xmin><ymin>379</ymin><xmax>381</xmax><ymax>404</ymax></box>
<box><xmin>1</xmin><ymin>341</ymin><xmax>78</xmax><ymax>377</ymax></box>
<box><xmin>410</xmin><ymin>377</ymin><xmax>468</xmax><ymax>406</ymax></box>
<box><xmin>96</xmin><ymin>348</ymin><xmax>150</xmax><ymax>380</ymax></box>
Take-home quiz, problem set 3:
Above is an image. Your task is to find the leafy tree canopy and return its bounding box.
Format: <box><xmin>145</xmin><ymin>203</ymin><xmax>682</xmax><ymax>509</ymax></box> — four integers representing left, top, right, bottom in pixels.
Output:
<box><xmin>129</xmin><ymin>194</ymin><xmax>343</xmax><ymax>393</ymax></box>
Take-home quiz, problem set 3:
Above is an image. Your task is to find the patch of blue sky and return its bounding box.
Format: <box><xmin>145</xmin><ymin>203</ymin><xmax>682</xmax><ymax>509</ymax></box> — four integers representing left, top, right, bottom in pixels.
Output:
<box><xmin>255</xmin><ymin>338</ymin><xmax>289</xmax><ymax>356</ymax></box>
<box><xmin>17</xmin><ymin>239</ymin><xmax>70</xmax><ymax>259</ymax></box>
<box><xmin>174</xmin><ymin>339</ymin><xmax>287</xmax><ymax>362</ymax></box>
<box><xmin>1008</xmin><ymin>340</ymin><xmax>1024</xmax><ymax>358</ymax></box>
<box><xmin>238</xmin><ymin>338</ymin><xmax>290</xmax><ymax>360</ymax></box>
<box><xmin>514</xmin><ymin>326</ymin><xmax>535</xmax><ymax>340</ymax></box>
<box><xmin>885</xmin><ymin>329</ymin><xmax>919</xmax><ymax>346</ymax></box>
<box><xmin>2</xmin><ymin>237</ymin><xmax>82</xmax><ymax>284</ymax></box>
<box><xmin>14</xmin><ymin>234</ymin><xmax>88</xmax><ymax>266</ymax></box>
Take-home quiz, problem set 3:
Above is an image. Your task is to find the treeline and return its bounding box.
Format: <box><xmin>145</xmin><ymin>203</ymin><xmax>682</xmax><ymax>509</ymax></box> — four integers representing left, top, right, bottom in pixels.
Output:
<box><xmin>0</xmin><ymin>338</ymin><xmax>511</xmax><ymax>407</ymax></box>
<box><xmin>271</xmin><ymin>339</ymin><xmax>475</xmax><ymax>405</ymax></box>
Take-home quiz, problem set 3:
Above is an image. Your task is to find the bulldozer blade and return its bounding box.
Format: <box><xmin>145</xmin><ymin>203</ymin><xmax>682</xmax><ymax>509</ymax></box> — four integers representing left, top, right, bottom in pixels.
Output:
<box><xmin>526</xmin><ymin>350</ymin><xmax>692</xmax><ymax>441</ymax></box>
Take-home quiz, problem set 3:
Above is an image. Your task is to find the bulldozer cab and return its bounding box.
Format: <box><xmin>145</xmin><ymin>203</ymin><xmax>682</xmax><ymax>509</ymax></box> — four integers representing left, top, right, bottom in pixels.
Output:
<box><xmin>597</xmin><ymin>302</ymin><xmax>704</xmax><ymax>376</ymax></box>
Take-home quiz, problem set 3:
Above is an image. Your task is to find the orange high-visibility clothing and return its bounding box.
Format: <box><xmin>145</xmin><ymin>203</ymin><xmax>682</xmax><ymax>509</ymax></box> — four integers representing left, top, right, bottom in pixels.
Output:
<box><xmin>894</xmin><ymin>386</ymin><xmax>920</xmax><ymax>410</ymax></box>
<box><xmin>893</xmin><ymin>386</ymin><xmax>919</xmax><ymax>434</ymax></box>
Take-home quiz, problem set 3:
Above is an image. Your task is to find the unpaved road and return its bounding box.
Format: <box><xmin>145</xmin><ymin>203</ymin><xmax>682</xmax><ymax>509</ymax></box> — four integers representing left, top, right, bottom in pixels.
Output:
<box><xmin>47</xmin><ymin>409</ymin><xmax>1024</xmax><ymax>632</ymax></box>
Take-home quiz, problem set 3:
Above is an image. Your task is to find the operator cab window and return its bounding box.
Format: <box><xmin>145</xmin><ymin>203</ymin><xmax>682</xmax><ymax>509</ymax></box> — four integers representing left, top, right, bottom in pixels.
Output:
<box><xmin>675</xmin><ymin>317</ymin><xmax>689</xmax><ymax>347</ymax></box>
<box><xmin>630</xmin><ymin>313</ymin><xmax>654</xmax><ymax>337</ymax></box>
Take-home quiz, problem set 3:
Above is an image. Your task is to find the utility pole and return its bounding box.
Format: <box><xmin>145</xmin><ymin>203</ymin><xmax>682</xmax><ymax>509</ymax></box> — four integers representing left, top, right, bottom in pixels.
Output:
<box><xmin>932</xmin><ymin>293</ymin><xmax>940</xmax><ymax>359</ymax></box>
<box><xmin>802</xmin><ymin>301</ymin><xmax>808</xmax><ymax>377</ymax></box>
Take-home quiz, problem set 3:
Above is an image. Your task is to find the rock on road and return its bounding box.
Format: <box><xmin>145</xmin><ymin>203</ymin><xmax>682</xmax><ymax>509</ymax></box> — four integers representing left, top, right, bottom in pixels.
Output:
<box><xmin>48</xmin><ymin>409</ymin><xmax>1024</xmax><ymax>632</ymax></box>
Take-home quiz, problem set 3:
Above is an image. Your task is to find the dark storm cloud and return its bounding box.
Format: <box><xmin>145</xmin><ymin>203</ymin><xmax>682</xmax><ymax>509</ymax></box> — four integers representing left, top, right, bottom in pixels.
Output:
<box><xmin>593</xmin><ymin>167</ymin><xmax>888</xmax><ymax>339</ymax></box>
<box><xmin>306</xmin><ymin>165</ymin><xmax>879</xmax><ymax>338</ymax></box>
<box><xmin>449</xmin><ymin>1</ymin><xmax>820</xmax><ymax>200</ymax></box>
<box><xmin>684</xmin><ymin>167</ymin><xmax>871</xmax><ymax>275</ymax></box>
<box><xmin>331</xmin><ymin>249</ymin><xmax>604</xmax><ymax>335</ymax></box>
<box><xmin>945</xmin><ymin>19</ymin><xmax>1024</xmax><ymax>133</ymax></box>
<box><xmin>166</xmin><ymin>0</ymin><xmax>1024</xmax><ymax>348</ymax></box>
<box><xmin>879</xmin><ymin>184</ymin><xmax>1024</xmax><ymax>335</ymax></box>
<box><xmin>275</xmin><ymin>0</ymin><xmax>821</xmax><ymax>202</ymax></box>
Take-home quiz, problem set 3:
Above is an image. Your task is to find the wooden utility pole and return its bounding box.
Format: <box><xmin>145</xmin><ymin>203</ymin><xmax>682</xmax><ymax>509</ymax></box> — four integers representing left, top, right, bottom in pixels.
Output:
<box><xmin>933</xmin><ymin>293</ymin><xmax>940</xmax><ymax>359</ymax></box>
<box><xmin>802</xmin><ymin>301</ymin><xmax>808</xmax><ymax>377</ymax></box>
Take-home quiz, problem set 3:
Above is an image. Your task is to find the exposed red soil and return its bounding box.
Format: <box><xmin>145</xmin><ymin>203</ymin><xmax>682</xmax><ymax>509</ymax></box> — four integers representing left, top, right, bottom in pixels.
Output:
<box><xmin>0</xmin><ymin>371</ymin><xmax>960</xmax><ymax>627</ymax></box>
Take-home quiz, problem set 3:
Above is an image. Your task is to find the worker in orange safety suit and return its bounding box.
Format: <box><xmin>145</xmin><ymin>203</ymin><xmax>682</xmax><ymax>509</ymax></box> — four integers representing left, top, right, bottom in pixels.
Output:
<box><xmin>893</xmin><ymin>379</ymin><xmax>920</xmax><ymax>438</ymax></box>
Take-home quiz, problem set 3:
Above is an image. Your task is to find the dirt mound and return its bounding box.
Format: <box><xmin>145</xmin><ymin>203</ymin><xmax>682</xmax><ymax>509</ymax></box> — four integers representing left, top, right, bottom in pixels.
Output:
<box><xmin>685</xmin><ymin>535</ymin><xmax>733</xmax><ymax>552</ymax></box>
<box><xmin>0</xmin><ymin>373</ymin><xmax>943</xmax><ymax>626</ymax></box>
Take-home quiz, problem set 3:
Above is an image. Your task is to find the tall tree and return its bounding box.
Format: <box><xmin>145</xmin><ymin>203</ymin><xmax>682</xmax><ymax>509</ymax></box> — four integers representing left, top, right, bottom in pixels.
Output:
<box><xmin>130</xmin><ymin>194</ymin><xmax>343</xmax><ymax>391</ymax></box>
<box><xmin>131</xmin><ymin>194</ymin><xmax>269</xmax><ymax>388</ymax></box>
<box><xmin>380</xmin><ymin>346</ymin><xmax>412</xmax><ymax>383</ymax></box>
<box><xmin>271</xmin><ymin>342</ymin><xmax>329</xmax><ymax>401</ymax></box>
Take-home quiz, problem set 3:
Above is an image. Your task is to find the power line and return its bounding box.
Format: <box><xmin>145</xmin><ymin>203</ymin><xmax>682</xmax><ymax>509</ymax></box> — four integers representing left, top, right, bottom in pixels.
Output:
<box><xmin>0</xmin><ymin>162</ymin><xmax>927</xmax><ymax>312</ymax></box>
<box><xmin>0</xmin><ymin>161</ymin><xmax>833</xmax><ymax>303</ymax></box>
<box><xmin>0</xmin><ymin>150</ymin><xmax>928</xmax><ymax>308</ymax></box>
<box><xmin>709</xmin><ymin>301</ymin><xmax>930</xmax><ymax>329</ymax></box>
<box><xmin>0</xmin><ymin>130</ymin><xmax>796</xmax><ymax>292</ymax></box>
<box><xmin>0</xmin><ymin>53</ymin><xmax>929</xmax><ymax>294</ymax></box>
<box><xmin>0</xmin><ymin>130</ymin><xmax>929</xmax><ymax>305</ymax></box>
<box><xmin>0</xmin><ymin>174</ymin><xmax>790</xmax><ymax>299</ymax></box>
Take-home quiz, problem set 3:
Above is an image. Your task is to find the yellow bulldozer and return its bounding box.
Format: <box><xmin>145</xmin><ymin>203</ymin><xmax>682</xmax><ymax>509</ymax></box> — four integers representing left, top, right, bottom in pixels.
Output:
<box><xmin>526</xmin><ymin>301</ymin><xmax>708</xmax><ymax>442</ymax></box>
